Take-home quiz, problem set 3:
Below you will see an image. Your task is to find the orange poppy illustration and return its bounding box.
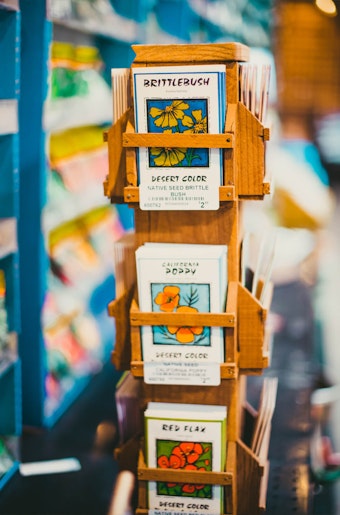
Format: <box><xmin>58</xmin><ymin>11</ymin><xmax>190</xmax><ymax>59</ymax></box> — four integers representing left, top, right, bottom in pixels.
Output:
<box><xmin>154</xmin><ymin>285</ymin><xmax>180</xmax><ymax>312</ymax></box>
<box><xmin>167</xmin><ymin>305</ymin><xmax>204</xmax><ymax>344</ymax></box>
<box><xmin>151</xmin><ymin>283</ymin><xmax>210</xmax><ymax>346</ymax></box>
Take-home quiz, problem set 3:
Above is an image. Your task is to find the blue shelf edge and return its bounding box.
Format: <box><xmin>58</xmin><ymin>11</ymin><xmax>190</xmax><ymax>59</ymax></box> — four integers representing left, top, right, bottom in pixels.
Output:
<box><xmin>0</xmin><ymin>460</ymin><xmax>19</xmax><ymax>491</ymax></box>
<box><xmin>44</xmin><ymin>373</ymin><xmax>93</xmax><ymax>428</ymax></box>
<box><xmin>43</xmin><ymin>276</ymin><xmax>115</xmax><ymax>427</ymax></box>
<box><xmin>0</xmin><ymin>251</ymin><xmax>21</xmax><ymax>335</ymax></box>
<box><xmin>44</xmin><ymin>354</ymin><xmax>112</xmax><ymax>428</ymax></box>
<box><xmin>0</xmin><ymin>357</ymin><xmax>22</xmax><ymax>436</ymax></box>
<box><xmin>18</xmin><ymin>1</ymin><xmax>51</xmax><ymax>428</ymax></box>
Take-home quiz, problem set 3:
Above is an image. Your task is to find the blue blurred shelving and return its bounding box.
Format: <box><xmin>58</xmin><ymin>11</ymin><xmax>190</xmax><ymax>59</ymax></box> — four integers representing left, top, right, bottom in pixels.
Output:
<box><xmin>17</xmin><ymin>0</ymin><xmax>137</xmax><ymax>428</ymax></box>
<box><xmin>2</xmin><ymin>0</ymin><xmax>275</xmax><ymax>434</ymax></box>
<box><xmin>0</xmin><ymin>359</ymin><xmax>21</xmax><ymax>491</ymax></box>
<box><xmin>0</xmin><ymin>358</ymin><xmax>21</xmax><ymax>436</ymax></box>
<box><xmin>0</xmin><ymin>0</ymin><xmax>22</xmax><ymax>491</ymax></box>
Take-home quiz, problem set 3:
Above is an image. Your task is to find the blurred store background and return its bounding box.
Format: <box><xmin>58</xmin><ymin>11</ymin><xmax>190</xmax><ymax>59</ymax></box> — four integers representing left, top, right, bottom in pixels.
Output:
<box><xmin>0</xmin><ymin>0</ymin><xmax>340</xmax><ymax>513</ymax></box>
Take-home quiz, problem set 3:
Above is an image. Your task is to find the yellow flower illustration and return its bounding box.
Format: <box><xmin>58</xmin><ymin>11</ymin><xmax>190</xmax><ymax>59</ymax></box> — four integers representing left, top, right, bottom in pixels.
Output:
<box><xmin>167</xmin><ymin>305</ymin><xmax>204</xmax><ymax>343</ymax></box>
<box><xmin>149</xmin><ymin>100</ymin><xmax>192</xmax><ymax>128</ymax></box>
<box><xmin>183</xmin><ymin>109</ymin><xmax>207</xmax><ymax>133</ymax></box>
<box><xmin>150</xmin><ymin>145</ymin><xmax>187</xmax><ymax>167</ymax></box>
<box><xmin>154</xmin><ymin>285</ymin><xmax>180</xmax><ymax>312</ymax></box>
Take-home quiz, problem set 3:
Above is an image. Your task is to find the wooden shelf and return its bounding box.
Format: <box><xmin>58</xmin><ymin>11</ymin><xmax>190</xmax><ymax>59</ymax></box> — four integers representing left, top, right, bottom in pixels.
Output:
<box><xmin>108</xmin><ymin>281</ymin><xmax>269</xmax><ymax>377</ymax></box>
<box><xmin>106</xmin><ymin>41</ymin><xmax>273</xmax><ymax>514</ymax></box>
<box><xmin>104</xmin><ymin>102</ymin><xmax>270</xmax><ymax>203</ymax></box>
<box><xmin>136</xmin><ymin>440</ymin><xmax>236</xmax><ymax>513</ymax></box>
<box><xmin>134</xmin><ymin>438</ymin><xmax>264</xmax><ymax>515</ymax></box>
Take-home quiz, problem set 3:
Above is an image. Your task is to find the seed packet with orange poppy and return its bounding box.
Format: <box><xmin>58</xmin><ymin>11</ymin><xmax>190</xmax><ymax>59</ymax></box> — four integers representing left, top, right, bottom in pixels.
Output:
<box><xmin>145</xmin><ymin>401</ymin><xmax>227</xmax><ymax>514</ymax></box>
<box><xmin>136</xmin><ymin>243</ymin><xmax>227</xmax><ymax>376</ymax></box>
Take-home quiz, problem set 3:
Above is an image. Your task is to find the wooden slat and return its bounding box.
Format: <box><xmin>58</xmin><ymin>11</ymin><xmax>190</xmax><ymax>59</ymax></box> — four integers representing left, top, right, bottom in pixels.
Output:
<box><xmin>124</xmin><ymin>185</ymin><xmax>236</xmax><ymax>203</ymax></box>
<box><xmin>138</xmin><ymin>466</ymin><xmax>233</xmax><ymax>485</ymax></box>
<box><xmin>236</xmin><ymin>440</ymin><xmax>264</xmax><ymax>514</ymax></box>
<box><xmin>238</xmin><ymin>283</ymin><xmax>268</xmax><ymax>370</ymax></box>
<box><xmin>259</xmin><ymin>460</ymin><xmax>270</xmax><ymax>510</ymax></box>
<box><xmin>263</xmin><ymin>127</ymin><xmax>270</xmax><ymax>141</ymax></box>
<box><xmin>104</xmin><ymin>109</ymin><xmax>133</xmax><ymax>201</ymax></box>
<box><xmin>226</xmin><ymin>441</ymin><xmax>237</xmax><ymax>514</ymax></box>
<box><xmin>131</xmin><ymin>43</ymin><xmax>249</xmax><ymax>64</ymax></box>
<box><xmin>125</xmin><ymin>120</ymin><xmax>138</xmax><ymax>187</ymax></box>
<box><xmin>122</xmin><ymin>132</ymin><xmax>234</xmax><ymax>149</ymax></box>
<box><xmin>130</xmin><ymin>361</ymin><xmax>238</xmax><ymax>379</ymax></box>
<box><xmin>263</xmin><ymin>182</ymin><xmax>271</xmax><ymax>195</ymax></box>
<box><xmin>236</xmin><ymin>103</ymin><xmax>266</xmax><ymax>196</ymax></box>
<box><xmin>137</xmin><ymin>451</ymin><xmax>233</xmax><ymax>485</ymax></box>
<box><xmin>107</xmin><ymin>287</ymin><xmax>135</xmax><ymax>371</ymax></box>
<box><xmin>129</xmin><ymin>310</ymin><xmax>235</xmax><ymax>327</ymax></box>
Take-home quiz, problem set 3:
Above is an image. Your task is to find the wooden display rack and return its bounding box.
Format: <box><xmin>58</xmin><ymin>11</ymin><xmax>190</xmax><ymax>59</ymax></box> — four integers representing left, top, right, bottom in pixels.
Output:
<box><xmin>104</xmin><ymin>42</ymin><xmax>272</xmax><ymax>515</ymax></box>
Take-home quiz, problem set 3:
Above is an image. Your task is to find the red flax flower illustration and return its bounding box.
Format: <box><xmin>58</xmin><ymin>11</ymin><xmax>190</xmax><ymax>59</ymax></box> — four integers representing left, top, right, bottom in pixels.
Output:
<box><xmin>182</xmin><ymin>464</ymin><xmax>206</xmax><ymax>493</ymax></box>
<box><xmin>176</xmin><ymin>442</ymin><xmax>204</xmax><ymax>463</ymax></box>
<box><xmin>156</xmin><ymin>440</ymin><xmax>212</xmax><ymax>496</ymax></box>
<box><xmin>157</xmin><ymin>442</ymin><xmax>203</xmax><ymax>470</ymax></box>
